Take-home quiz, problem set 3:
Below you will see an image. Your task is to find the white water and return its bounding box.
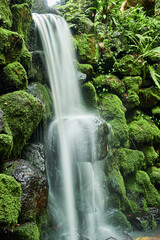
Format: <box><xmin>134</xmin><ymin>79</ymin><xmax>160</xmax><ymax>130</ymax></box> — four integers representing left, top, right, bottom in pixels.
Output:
<box><xmin>33</xmin><ymin>13</ymin><xmax>119</xmax><ymax>240</ymax></box>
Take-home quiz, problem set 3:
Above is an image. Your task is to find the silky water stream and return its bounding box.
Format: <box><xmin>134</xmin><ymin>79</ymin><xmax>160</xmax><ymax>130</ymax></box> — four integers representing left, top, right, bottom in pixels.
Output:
<box><xmin>33</xmin><ymin>13</ymin><xmax>120</xmax><ymax>240</ymax></box>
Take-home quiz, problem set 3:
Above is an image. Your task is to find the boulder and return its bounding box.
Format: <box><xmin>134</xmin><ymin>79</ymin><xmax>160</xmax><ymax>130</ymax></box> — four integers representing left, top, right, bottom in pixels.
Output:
<box><xmin>0</xmin><ymin>0</ymin><xmax>12</xmax><ymax>29</ymax></box>
<box><xmin>0</xmin><ymin>91</ymin><xmax>44</xmax><ymax>157</ymax></box>
<box><xmin>0</xmin><ymin>28</ymin><xmax>23</xmax><ymax>65</ymax></box>
<box><xmin>0</xmin><ymin>61</ymin><xmax>28</xmax><ymax>94</ymax></box>
<box><xmin>117</xmin><ymin>55</ymin><xmax>142</xmax><ymax>76</ymax></box>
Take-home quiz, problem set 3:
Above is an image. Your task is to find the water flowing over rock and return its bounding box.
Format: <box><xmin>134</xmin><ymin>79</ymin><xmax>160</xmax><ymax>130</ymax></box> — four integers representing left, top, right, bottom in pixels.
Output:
<box><xmin>33</xmin><ymin>13</ymin><xmax>119</xmax><ymax>240</ymax></box>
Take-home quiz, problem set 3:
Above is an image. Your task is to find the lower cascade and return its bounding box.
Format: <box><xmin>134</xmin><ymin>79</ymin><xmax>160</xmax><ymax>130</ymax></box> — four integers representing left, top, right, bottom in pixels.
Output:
<box><xmin>33</xmin><ymin>13</ymin><xmax>119</xmax><ymax>240</ymax></box>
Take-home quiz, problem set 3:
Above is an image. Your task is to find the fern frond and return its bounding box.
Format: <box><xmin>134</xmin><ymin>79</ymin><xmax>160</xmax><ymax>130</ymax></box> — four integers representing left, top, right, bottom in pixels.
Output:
<box><xmin>148</xmin><ymin>65</ymin><xmax>160</xmax><ymax>89</ymax></box>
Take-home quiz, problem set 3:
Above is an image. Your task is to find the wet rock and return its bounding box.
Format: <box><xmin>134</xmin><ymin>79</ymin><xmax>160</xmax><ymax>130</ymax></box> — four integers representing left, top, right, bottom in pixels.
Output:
<box><xmin>22</xmin><ymin>143</ymin><xmax>46</xmax><ymax>173</ymax></box>
<box><xmin>127</xmin><ymin>211</ymin><xmax>157</xmax><ymax>231</ymax></box>
<box><xmin>76</xmin><ymin>71</ymin><xmax>87</xmax><ymax>84</ymax></box>
<box><xmin>82</xmin><ymin>82</ymin><xmax>98</xmax><ymax>113</ymax></box>
<box><xmin>2</xmin><ymin>159</ymin><xmax>48</xmax><ymax>223</ymax></box>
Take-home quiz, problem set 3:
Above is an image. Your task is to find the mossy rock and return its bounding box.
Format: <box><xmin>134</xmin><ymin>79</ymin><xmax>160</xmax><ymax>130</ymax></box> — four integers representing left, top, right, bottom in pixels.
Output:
<box><xmin>76</xmin><ymin>62</ymin><xmax>94</xmax><ymax>80</ymax></box>
<box><xmin>0</xmin><ymin>91</ymin><xmax>44</xmax><ymax>157</ymax></box>
<box><xmin>74</xmin><ymin>34</ymin><xmax>99</xmax><ymax>67</ymax></box>
<box><xmin>99</xmin><ymin>93</ymin><xmax>129</xmax><ymax>148</ymax></box>
<box><xmin>0</xmin><ymin>28</ymin><xmax>23</xmax><ymax>65</ymax></box>
<box><xmin>128</xmin><ymin>119</ymin><xmax>160</xmax><ymax>147</ymax></box>
<box><xmin>10</xmin><ymin>0</ymin><xmax>33</xmax><ymax>8</ymax></box>
<box><xmin>105</xmin><ymin>209</ymin><xmax>133</xmax><ymax>232</ymax></box>
<box><xmin>0</xmin><ymin>0</ymin><xmax>12</xmax><ymax>29</ymax></box>
<box><xmin>0</xmin><ymin>109</ymin><xmax>13</xmax><ymax>160</ymax></box>
<box><xmin>152</xmin><ymin>106</ymin><xmax>160</xmax><ymax>115</ymax></box>
<box><xmin>94</xmin><ymin>22</ymin><xmax>107</xmax><ymax>40</ymax></box>
<box><xmin>0</xmin><ymin>174</ymin><xmax>21</xmax><ymax>226</ymax></box>
<box><xmin>141</xmin><ymin>146</ymin><xmax>159</xmax><ymax>168</ymax></box>
<box><xmin>82</xmin><ymin>81</ymin><xmax>98</xmax><ymax>113</ymax></box>
<box><xmin>19</xmin><ymin>43</ymin><xmax>32</xmax><ymax>73</ymax></box>
<box><xmin>147</xmin><ymin>167</ymin><xmax>160</xmax><ymax>187</ymax></box>
<box><xmin>12</xmin><ymin>223</ymin><xmax>40</xmax><ymax>240</ymax></box>
<box><xmin>27</xmin><ymin>82</ymin><xmax>53</xmax><ymax>125</ymax></box>
<box><xmin>11</xmin><ymin>3</ymin><xmax>32</xmax><ymax>42</ymax></box>
<box><xmin>139</xmin><ymin>87</ymin><xmax>160</xmax><ymax>109</ymax></box>
<box><xmin>0</xmin><ymin>61</ymin><xmax>28</xmax><ymax>94</ymax></box>
<box><xmin>126</xmin><ymin>171</ymin><xmax>160</xmax><ymax>213</ymax></box>
<box><xmin>117</xmin><ymin>55</ymin><xmax>142</xmax><ymax>76</ymax></box>
<box><xmin>122</xmin><ymin>76</ymin><xmax>142</xmax><ymax>93</ymax></box>
<box><xmin>94</xmin><ymin>74</ymin><xmax>126</xmax><ymax>97</ymax></box>
<box><xmin>117</xmin><ymin>148</ymin><xmax>145</xmax><ymax>177</ymax></box>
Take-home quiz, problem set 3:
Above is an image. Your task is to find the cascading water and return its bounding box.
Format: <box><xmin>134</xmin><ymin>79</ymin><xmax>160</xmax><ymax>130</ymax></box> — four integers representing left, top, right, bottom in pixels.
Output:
<box><xmin>33</xmin><ymin>13</ymin><xmax>119</xmax><ymax>240</ymax></box>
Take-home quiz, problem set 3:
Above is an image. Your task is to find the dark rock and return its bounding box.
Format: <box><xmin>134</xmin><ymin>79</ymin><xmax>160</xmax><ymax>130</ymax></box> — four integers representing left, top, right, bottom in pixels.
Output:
<box><xmin>2</xmin><ymin>159</ymin><xmax>48</xmax><ymax>223</ymax></box>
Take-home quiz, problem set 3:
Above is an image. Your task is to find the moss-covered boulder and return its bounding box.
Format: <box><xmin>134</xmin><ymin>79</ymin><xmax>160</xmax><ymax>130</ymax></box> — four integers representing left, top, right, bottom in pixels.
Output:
<box><xmin>147</xmin><ymin>167</ymin><xmax>160</xmax><ymax>187</ymax></box>
<box><xmin>152</xmin><ymin>105</ymin><xmax>160</xmax><ymax>116</ymax></box>
<box><xmin>139</xmin><ymin>87</ymin><xmax>160</xmax><ymax>109</ymax></box>
<box><xmin>0</xmin><ymin>0</ymin><xmax>12</xmax><ymax>29</ymax></box>
<box><xmin>128</xmin><ymin>119</ymin><xmax>160</xmax><ymax>147</ymax></box>
<box><xmin>27</xmin><ymin>82</ymin><xmax>53</xmax><ymax>125</ymax></box>
<box><xmin>0</xmin><ymin>61</ymin><xmax>28</xmax><ymax>94</ymax></box>
<box><xmin>19</xmin><ymin>43</ymin><xmax>32</xmax><ymax>73</ymax></box>
<box><xmin>12</xmin><ymin>223</ymin><xmax>40</xmax><ymax>240</ymax></box>
<box><xmin>74</xmin><ymin>34</ymin><xmax>99</xmax><ymax>67</ymax></box>
<box><xmin>82</xmin><ymin>82</ymin><xmax>98</xmax><ymax>113</ymax></box>
<box><xmin>99</xmin><ymin>93</ymin><xmax>129</xmax><ymax>148</ymax></box>
<box><xmin>0</xmin><ymin>28</ymin><xmax>23</xmax><ymax>65</ymax></box>
<box><xmin>125</xmin><ymin>171</ymin><xmax>160</xmax><ymax>213</ymax></box>
<box><xmin>0</xmin><ymin>109</ymin><xmax>13</xmax><ymax>160</ymax></box>
<box><xmin>0</xmin><ymin>91</ymin><xmax>44</xmax><ymax>157</ymax></box>
<box><xmin>76</xmin><ymin>62</ymin><xmax>94</xmax><ymax>80</ymax></box>
<box><xmin>117</xmin><ymin>55</ymin><xmax>142</xmax><ymax>76</ymax></box>
<box><xmin>0</xmin><ymin>174</ymin><xmax>21</xmax><ymax>226</ymax></box>
<box><xmin>141</xmin><ymin>146</ymin><xmax>159</xmax><ymax>168</ymax></box>
<box><xmin>11</xmin><ymin>4</ymin><xmax>32</xmax><ymax>42</ymax></box>
<box><xmin>94</xmin><ymin>74</ymin><xmax>126</xmax><ymax>97</ymax></box>
<box><xmin>117</xmin><ymin>148</ymin><xmax>145</xmax><ymax>177</ymax></box>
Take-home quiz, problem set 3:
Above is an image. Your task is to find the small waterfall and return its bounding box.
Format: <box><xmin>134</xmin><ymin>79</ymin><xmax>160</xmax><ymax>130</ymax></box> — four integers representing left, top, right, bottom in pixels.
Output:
<box><xmin>33</xmin><ymin>13</ymin><xmax>118</xmax><ymax>240</ymax></box>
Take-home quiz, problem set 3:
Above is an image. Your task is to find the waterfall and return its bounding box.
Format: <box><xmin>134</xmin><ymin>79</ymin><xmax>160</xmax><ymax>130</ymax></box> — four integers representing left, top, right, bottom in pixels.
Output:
<box><xmin>33</xmin><ymin>13</ymin><xmax>119</xmax><ymax>240</ymax></box>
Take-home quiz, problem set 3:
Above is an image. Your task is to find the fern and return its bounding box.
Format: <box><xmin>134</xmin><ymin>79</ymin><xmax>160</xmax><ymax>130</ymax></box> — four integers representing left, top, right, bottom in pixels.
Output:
<box><xmin>148</xmin><ymin>65</ymin><xmax>160</xmax><ymax>89</ymax></box>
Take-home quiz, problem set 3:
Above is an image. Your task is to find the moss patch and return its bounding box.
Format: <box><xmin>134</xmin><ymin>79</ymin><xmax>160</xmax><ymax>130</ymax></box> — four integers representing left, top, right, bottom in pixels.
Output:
<box><xmin>0</xmin><ymin>91</ymin><xmax>44</xmax><ymax>157</ymax></box>
<box><xmin>1</xmin><ymin>61</ymin><xmax>28</xmax><ymax>94</ymax></box>
<box><xmin>11</xmin><ymin>3</ymin><xmax>32</xmax><ymax>43</ymax></box>
<box><xmin>99</xmin><ymin>93</ymin><xmax>129</xmax><ymax>148</ymax></box>
<box><xmin>82</xmin><ymin>82</ymin><xmax>98</xmax><ymax>113</ymax></box>
<box><xmin>128</xmin><ymin>119</ymin><xmax>160</xmax><ymax>147</ymax></box>
<box><xmin>117</xmin><ymin>55</ymin><xmax>142</xmax><ymax>76</ymax></box>
<box><xmin>0</xmin><ymin>0</ymin><xmax>12</xmax><ymax>29</ymax></box>
<box><xmin>141</xmin><ymin>146</ymin><xmax>159</xmax><ymax>168</ymax></box>
<box><xmin>0</xmin><ymin>174</ymin><xmax>21</xmax><ymax>226</ymax></box>
<box><xmin>147</xmin><ymin>167</ymin><xmax>160</xmax><ymax>187</ymax></box>
<box><xmin>13</xmin><ymin>223</ymin><xmax>40</xmax><ymax>240</ymax></box>
<box><xmin>0</xmin><ymin>28</ymin><xmax>23</xmax><ymax>65</ymax></box>
<box><xmin>139</xmin><ymin>87</ymin><xmax>160</xmax><ymax>109</ymax></box>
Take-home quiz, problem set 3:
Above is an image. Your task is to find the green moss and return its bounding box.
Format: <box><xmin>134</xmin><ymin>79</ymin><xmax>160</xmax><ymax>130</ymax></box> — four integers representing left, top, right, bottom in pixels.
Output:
<box><xmin>139</xmin><ymin>87</ymin><xmax>160</xmax><ymax>109</ymax></box>
<box><xmin>0</xmin><ymin>28</ymin><xmax>23</xmax><ymax>65</ymax></box>
<box><xmin>147</xmin><ymin>167</ymin><xmax>160</xmax><ymax>186</ymax></box>
<box><xmin>124</xmin><ymin>90</ymin><xmax>140</xmax><ymax>108</ymax></box>
<box><xmin>11</xmin><ymin>3</ymin><xmax>32</xmax><ymax>42</ymax></box>
<box><xmin>126</xmin><ymin>171</ymin><xmax>160</xmax><ymax>212</ymax></box>
<box><xmin>99</xmin><ymin>94</ymin><xmax>129</xmax><ymax>148</ymax></box>
<box><xmin>82</xmin><ymin>81</ymin><xmax>98</xmax><ymax>113</ymax></box>
<box><xmin>117</xmin><ymin>55</ymin><xmax>142</xmax><ymax>76</ymax></box>
<box><xmin>13</xmin><ymin>223</ymin><xmax>40</xmax><ymax>240</ymax></box>
<box><xmin>74</xmin><ymin>34</ymin><xmax>99</xmax><ymax>66</ymax></box>
<box><xmin>0</xmin><ymin>91</ymin><xmax>44</xmax><ymax>157</ymax></box>
<box><xmin>0</xmin><ymin>0</ymin><xmax>12</xmax><ymax>29</ymax></box>
<box><xmin>1</xmin><ymin>61</ymin><xmax>28</xmax><ymax>94</ymax></box>
<box><xmin>0</xmin><ymin>174</ymin><xmax>21</xmax><ymax>226</ymax></box>
<box><xmin>122</xmin><ymin>76</ymin><xmax>142</xmax><ymax>93</ymax></box>
<box><xmin>117</xmin><ymin>148</ymin><xmax>145</xmax><ymax>177</ymax></box>
<box><xmin>76</xmin><ymin>62</ymin><xmax>94</xmax><ymax>79</ymax></box>
<box><xmin>94</xmin><ymin>74</ymin><xmax>126</xmax><ymax>97</ymax></box>
<box><xmin>0</xmin><ymin>134</ymin><xmax>13</xmax><ymax>160</ymax></box>
<box><xmin>27</xmin><ymin>82</ymin><xmax>53</xmax><ymax>124</ymax></box>
<box><xmin>152</xmin><ymin>106</ymin><xmax>160</xmax><ymax>115</ymax></box>
<box><xmin>141</xmin><ymin>146</ymin><xmax>159</xmax><ymax>168</ymax></box>
<box><xmin>128</xmin><ymin>119</ymin><xmax>160</xmax><ymax>147</ymax></box>
<box><xmin>19</xmin><ymin>43</ymin><xmax>32</xmax><ymax>73</ymax></box>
